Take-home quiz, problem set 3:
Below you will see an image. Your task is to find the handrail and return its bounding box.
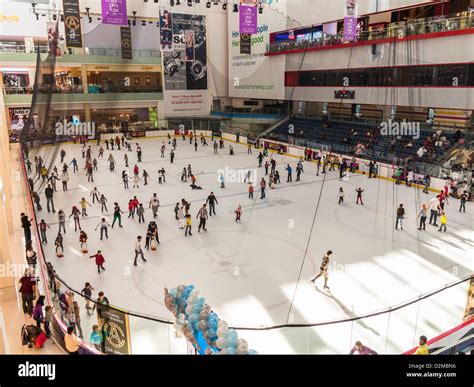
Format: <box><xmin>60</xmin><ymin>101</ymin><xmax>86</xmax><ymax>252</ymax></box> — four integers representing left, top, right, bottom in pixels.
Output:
<box><xmin>18</xmin><ymin>140</ymin><xmax>473</xmax><ymax>334</ymax></box>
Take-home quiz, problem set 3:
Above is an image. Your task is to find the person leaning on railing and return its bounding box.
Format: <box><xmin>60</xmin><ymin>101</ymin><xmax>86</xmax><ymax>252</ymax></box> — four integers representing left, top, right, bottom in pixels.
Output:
<box><xmin>413</xmin><ymin>335</ymin><xmax>429</xmax><ymax>355</ymax></box>
<box><xmin>350</xmin><ymin>341</ymin><xmax>378</xmax><ymax>355</ymax></box>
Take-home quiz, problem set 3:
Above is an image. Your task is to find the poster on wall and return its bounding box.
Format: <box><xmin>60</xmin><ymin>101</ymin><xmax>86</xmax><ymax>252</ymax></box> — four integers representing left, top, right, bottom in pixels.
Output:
<box><xmin>101</xmin><ymin>0</ymin><xmax>128</xmax><ymax>26</ymax></box>
<box><xmin>62</xmin><ymin>0</ymin><xmax>83</xmax><ymax>48</ymax></box>
<box><xmin>343</xmin><ymin>17</ymin><xmax>357</xmax><ymax>41</ymax></box>
<box><xmin>120</xmin><ymin>26</ymin><xmax>133</xmax><ymax>59</ymax></box>
<box><xmin>100</xmin><ymin>306</ymin><xmax>132</xmax><ymax>355</ymax></box>
<box><xmin>161</xmin><ymin>12</ymin><xmax>209</xmax><ymax>116</ymax></box>
<box><xmin>240</xmin><ymin>33</ymin><xmax>251</xmax><ymax>54</ymax></box>
<box><xmin>228</xmin><ymin>1</ymin><xmax>286</xmax><ymax>99</ymax></box>
<box><xmin>47</xmin><ymin>22</ymin><xmax>62</xmax><ymax>57</ymax></box>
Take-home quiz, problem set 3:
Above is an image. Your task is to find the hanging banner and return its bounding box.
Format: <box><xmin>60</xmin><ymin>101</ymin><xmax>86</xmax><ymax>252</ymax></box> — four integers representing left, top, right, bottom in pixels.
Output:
<box><xmin>120</xmin><ymin>26</ymin><xmax>133</xmax><ymax>59</ymax></box>
<box><xmin>62</xmin><ymin>0</ymin><xmax>83</xmax><ymax>48</ymax></box>
<box><xmin>343</xmin><ymin>16</ymin><xmax>357</xmax><ymax>41</ymax></box>
<box><xmin>239</xmin><ymin>4</ymin><xmax>257</xmax><ymax>35</ymax></box>
<box><xmin>101</xmin><ymin>0</ymin><xmax>128</xmax><ymax>26</ymax></box>
<box><xmin>240</xmin><ymin>33</ymin><xmax>251</xmax><ymax>54</ymax></box>
<box><xmin>185</xmin><ymin>30</ymin><xmax>195</xmax><ymax>62</ymax></box>
<box><xmin>47</xmin><ymin>22</ymin><xmax>62</xmax><ymax>57</ymax></box>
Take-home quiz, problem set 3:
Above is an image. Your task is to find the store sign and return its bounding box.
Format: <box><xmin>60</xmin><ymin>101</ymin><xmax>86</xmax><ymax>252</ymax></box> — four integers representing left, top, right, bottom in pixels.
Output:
<box><xmin>62</xmin><ymin>0</ymin><xmax>83</xmax><ymax>48</ymax></box>
<box><xmin>120</xmin><ymin>26</ymin><xmax>133</xmax><ymax>60</ymax></box>
<box><xmin>0</xmin><ymin>14</ymin><xmax>20</xmax><ymax>23</ymax></box>
<box><xmin>100</xmin><ymin>306</ymin><xmax>131</xmax><ymax>355</ymax></box>
<box><xmin>240</xmin><ymin>34</ymin><xmax>251</xmax><ymax>54</ymax></box>
<box><xmin>335</xmin><ymin>90</ymin><xmax>355</xmax><ymax>99</ymax></box>
<box><xmin>101</xmin><ymin>0</ymin><xmax>128</xmax><ymax>26</ymax></box>
<box><xmin>239</xmin><ymin>5</ymin><xmax>257</xmax><ymax>35</ymax></box>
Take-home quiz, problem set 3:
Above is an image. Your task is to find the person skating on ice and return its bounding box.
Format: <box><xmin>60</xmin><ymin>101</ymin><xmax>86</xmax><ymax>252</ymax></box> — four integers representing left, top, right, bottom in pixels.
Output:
<box><xmin>229</xmin><ymin>145</ymin><xmax>234</xmax><ymax>155</ymax></box>
<box><xmin>161</xmin><ymin>143</ymin><xmax>166</xmax><ymax>158</ymax></box>
<box><xmin>39</xmin><ymin>219</ymin><xmax>51</xmax><ymax>244</ymax></box>
<box><xmin>108</xmin><ymin>154</ymin><xmax>115</xmax><ymax>172</ymax></box>
<box><xmin>159</xmin><ymin>167</ymin><xmax>166</xmax><ymax>183</ymax></box>
<box><xmin>428</xmin><ymin>196</ymin><xmax>440</xmax><ymax>226</ymax></box>
<box><xmin>133</xmin><ymin>173</ymin><xmax>140</xmax><ymax>188</ymax></box>
<box><xmin>124</xmin><ymin>153</ymin><xmax>129</xmax><ymax>168</ymax></box>
<box><xmin>99</xmin><ymin>194</ymin><xmax>108</xmax><ymax>212</ymax></box>
<box><xmin>45</xmin><ymin>184</ymin><xmax>56</xmax><ymax>213</ymax></box>
<box><xmin>248</xmin><ymin>183</ymin><xmax>254</xmax><ymax>199</ymax></box>
<box><xmin>90</xmin><ymin>187</ymin><xmax>100</xmax><ymax>204</ymax></box>
<box><xmin>142</xmin><ymin>170</ymin><xmax>149</xmax><ymax>185</ymax></box>
<box><xmin>58</xmin><ymin>210</ymin><xmax>66</xmax><ymax>234</ymax></box>
<box><xmin>122</xmin><ymin>170</ymin><xmax>129</xmax><ymax>189</ymax></box>
<box><xmin>170</xmin><ymin>149</ymin><xmax>175</xmax><ymax>164</ymax></box>
<box><xmin>55</xmin><ymin>232</ymin><xmax>64</xmax><ymax>257</ymax></box>
<box><xmin>81</xmin><ymin>282</ymin><xmax>94</xmax><ymax>316</ymax></box>
<box><xmin>395</xmin><ymin>204</ymin><xmax>405</xmax><ymax>230</ymax></box>
<box><xmin>213</xmin><ymin>141</ymin><xmax>218</xmax><ymax>155</ymax></box>
<box><xmin>95</xmin><ymin>218</ymin><xmax>111</xmax><ymax>240</ymax></box>
<box><xmin>70</xmin><ymin>158</ymin><xmax>78</xmax><ymax>173</ymax></box>
<box><xmin>149</xmin><ymin>194</ymin><xmax>160</xmax><ymax>219</ymax></box>
<box><xmin>311</xmin><ymin>250</ymin><xmax>332</xmax><ymax>290</ymax></box>
<box><xmin>197</xmin><ymin>204</ymin><xmax>208</xmax><ymax>232</ymax></box>
<box><xmin>417</xmin><ymin>204</ymin><xmax>428</xmax><ymax>231</ymax></box>
<box><xmin>90</xmin><ymin>250</ymin><xmax>106</xmax><ymax>274</ymax></box>
<box><xmin>128</xmin><ymin>199</ymin><xmax>135</xmax><ymax>219</ymax></box>
<box><xmin>206</xmin><ymin>192</ymin><xmax>218</xmax><ymax>216</ymax></box>
<box><xmin>32</xmin><ymin>191</ymin><xmax>42</xmax><ymax>211</ymax></box>
<box><xmin>235</xmin><ymin>205</ymin><xmax>242</xmax><ymax>222</ymax></box>
<box><xmin>185</xmin><ymin>214</ymin><xmax>192</xmax><ymax>236</ymax></box>
<box><xmin>355</xmin><ymin>188</ymin><xmax>364</xmax><ymax>205</ymax></box>
<box><xmin>438</xmin><ymin>212</ymin><xmax>447</xmax><ymax>232</ymax></box>
<box><xmin>111</xmin><ymin>203</ymin><xmax>124</xmax><ymax>228</ymax></box>
<box><xmin>181</xmin><ymin>167</ymin><xmax>187</xmax><ymax>182</ymax></box>
<box><xmin>79</xmin><ymin>198</ymin><xmax>92</xmax><ymax>217</ymax></box>
<box><xmin>174</xmin><ymin>202</ymin><xmax>180</xmax><ymax>220</ymax></box>
<box><xmin>260</xmin><ymin>178</ymin><xmax>266</xmax><ymax>199</ymax></box>
<box><xmin>69</xmin><ymin>206</ymin><xmax>81</xmax><ymax>231</ymax></box>
<box><xmin>194</xmin><ymin>140</ymin><xmax>198</xmax><ymax>152</ymax></box>
<box><xmin>296</xmin><ymin>163</ymin><xmax>303</xmax><ymax>182</ymax></box>
<box><xmin>264</xmin><ymin>160</ymin><xmax>269</xmax><ymax>175</ymax></box>
<box><xmin>219</xmin><ymin>173</ymin><xmax>225</xmax><ymax>189</ymax></box>
<box><xmin>137</xmin><ymin>204</ymin><xmax>145</xmax><ymax>224</ymax></box>
<box><xmin>187</xmin><ymin>164</ymin><xmax>192</xmax><ymax>178</ymax></box>
<box><xmin>79</xmin><ymin>231</ymin><xmax>88</xmax><ymax>253</ymax></box>
<box><xmin>338</xmin><ymin>187</ymin><xmax>345</xmax><ymax>204</ymax></box>
<box><xmin>459</xmin><ymin>191</ymin><xmax>468</xmax><ymax>212</ymax></box>
<box><xmin>133</xmin><ymin>236</ymin><xmax>147</xmax><ymax>266</ymax></box>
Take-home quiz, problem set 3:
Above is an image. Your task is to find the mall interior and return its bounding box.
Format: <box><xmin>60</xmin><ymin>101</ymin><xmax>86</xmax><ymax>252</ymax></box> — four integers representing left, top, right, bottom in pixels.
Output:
<box><xmin>0</xmin><ymin>0</ymin><xmax>473</xmax><ymax>356</ymax></box>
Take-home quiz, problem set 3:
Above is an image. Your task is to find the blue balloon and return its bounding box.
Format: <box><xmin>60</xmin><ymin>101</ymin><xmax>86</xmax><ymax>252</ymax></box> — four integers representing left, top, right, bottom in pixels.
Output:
<box><xmin>188</xmin><ymin>313</ymin><xmax>199</xmax><ymax>323</ymax></box>
<box><xmin>208</xmin><ymin>320</ymin><xmax>218</xmax><ymax>329</ymax></box>
<box><xmin>185</xmin><ymin>285</ymin><xmax>194</xmax><ymax>292</ymax></box>
<box><xmin>247</xmin><ymin>349</ymin><xmax>258</xmax><ymax>355</ymax></box>
<box><xmin>225</xmin><ymin>347</ymin><xmax>237</xmax><ymax>355</ymax></box>
<box><xmin>170</xmin><ymin>288</ymin><xmax>178</xmax><ymax>296</ymax></box>
<box><xmin>208</xmin><ymin>328</ymin><xmax>217</xmax><ymax>338</ymax></box>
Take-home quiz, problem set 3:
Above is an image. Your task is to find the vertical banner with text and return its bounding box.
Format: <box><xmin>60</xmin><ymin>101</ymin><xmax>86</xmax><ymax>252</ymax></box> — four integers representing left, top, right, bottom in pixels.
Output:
<box><xmin>343</xmin><ymin>0</ymin><xmax>357</xmax><ymax>41</ymax></box>
<box><xmin>101</xmin><ymin>0</ymin><xmax>128</xmax><ymax>25</ymax></box>
<box><xmin>100</xmin><ymin>305</ymin><xmax>132</xmax><ymax>355</ymax></box>
<box><xmin>62</xmin><ymin>0</ymin><xmax>83</xmax><ymax>48</ymax></box>
<box><xmin>239</xmin><ymin>1</ymin><xmax>257</xmax><ymax>35</ymax></box>
<box><xmin>120</xmin><ymin>26</ymin><xmax>133</xmax><ymax>59</ymax></box>
<box><xmin>240</xmin><ymin>33</ymin><xmax>251</xmax><ymax>54</ymax></box>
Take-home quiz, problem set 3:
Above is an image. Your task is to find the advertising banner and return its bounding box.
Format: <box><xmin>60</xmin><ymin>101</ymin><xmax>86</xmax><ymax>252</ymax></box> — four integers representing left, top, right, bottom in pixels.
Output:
<box><xmin>239</xmin><ymin>5</ymin><xmax>257</xmax><ymax>35</ymax></box>
<box><xmin>62</xmin><ymin>0</ymin><xmax>83</xmax><ymax>48</ymax></box>
<box><xmin>100</xmin><ymin>305</ymin><xmax>132</xmax><ymax>355</ymax></box>
<box><xmin>120</xmin><ymin>26</ymin><xmax>133</xmax><ymax>59</ymax></box>
<box><xmin>101</xmin><ymin>0</ymin><xmax>128</xmax><ymax>26</ymax></box>
<box><xmin>161</xmin><ymin>12</ymin><xmax>209</xmax><ymax>116</ymax></box>
<box><xmin>343</xmin><ymin>16</ymin><xmax>357</xmax><ymax>41</ymax></box>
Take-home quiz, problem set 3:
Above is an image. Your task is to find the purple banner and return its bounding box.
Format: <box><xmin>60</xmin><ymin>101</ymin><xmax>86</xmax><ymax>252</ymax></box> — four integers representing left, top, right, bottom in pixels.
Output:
<box><xmin>101</xmin><ymin>0</ymin><xmax>127</xmax><ymax>26</ymax></box>
<box><xmin>343</xmin><ymin>16</ymin><xmax>357</xmax><ymax>41</ymax></box>
<box><xmin>239</xmin><ymin>5</ymin><xmax>257</xmax><ymax>35</ymax></box>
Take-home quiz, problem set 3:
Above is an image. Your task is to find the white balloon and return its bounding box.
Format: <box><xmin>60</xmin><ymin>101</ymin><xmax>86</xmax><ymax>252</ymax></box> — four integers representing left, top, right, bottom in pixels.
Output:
<box><xmin>217</xmin><ymin>320</ymin><xmax>228</xmax><ymax>330</ymax></box>
<box><xmin>217</xmin><ymin>327</ymin><xmax>228</xmax><ymax>338</ymax></box>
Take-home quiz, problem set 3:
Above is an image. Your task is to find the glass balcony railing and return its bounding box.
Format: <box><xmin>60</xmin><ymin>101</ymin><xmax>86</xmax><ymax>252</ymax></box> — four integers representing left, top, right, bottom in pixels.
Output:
<box><xmin>266</xmin><ymin>14</ymin><xmax>474</xmax><ymax>55</ymax></box>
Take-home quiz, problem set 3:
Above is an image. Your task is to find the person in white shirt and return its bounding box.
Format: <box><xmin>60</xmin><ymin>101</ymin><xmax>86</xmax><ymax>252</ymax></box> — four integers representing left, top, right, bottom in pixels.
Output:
<box><xmin>149</xmin><ymin>194</ymin><xmax>160</xmax><ymax>219</ymax></box>
<box><xmin>60</xmin><ymin>171</ymin><xmax>69</xmax><ymax>191</ymax></box>
<box><xmin>428</xmin><ymin>197</ymin><xmax>440</xmax><ymax>226</ymax></box>
<box><xmin>90</xmin><ymin>187</ymin><xmax>100</xmax><ymax>203</ymax></box>
<box><xmin>133</xmin><ymin>236</ymin><xmax>147</xmax><ymax>266</ymax></box>
<box><xmin>95</xmin><ymin>218</ymin><xmax>111</xmax><ymax>240</ymax></box>
<box><xmin>65</xmin><ymin>326</ymin><xmax>82</xmax><ymax>355</ymax></box>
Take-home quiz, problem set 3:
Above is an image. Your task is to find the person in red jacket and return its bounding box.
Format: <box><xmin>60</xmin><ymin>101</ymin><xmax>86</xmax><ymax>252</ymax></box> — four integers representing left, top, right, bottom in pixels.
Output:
<box><xmin>90</xmin><ymin>250</ymin><xmax>105</xmax><ymax>274</ymax></box>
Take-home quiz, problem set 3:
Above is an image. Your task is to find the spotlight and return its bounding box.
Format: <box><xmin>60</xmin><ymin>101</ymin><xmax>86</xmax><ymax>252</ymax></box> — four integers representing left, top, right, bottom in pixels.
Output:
<box><xmin>206</xmin><ymin>1</ymin><xmax>211</xmax><ymax>8</ymax></box>
<box><xmin>85</xmin><ymin>7</ymin><xmax>90</xmax><ymax>16</ymax></box>
<box><xmin>141</xmin><ymin>20</ymin><xmax>146</xmax><ymax>26</ymax></box>
<box><xmin>31</xmin><ymin>3</ymin><xmax>37</xmax><ymax>12</ymax></box>
<box><xmin>156</xmin><ymin>21</ymin><xmax>160</xmax><ymax>27</ymax></box>
<box><xmin>222</xmin><ymin>1</ymin><xmax>227</xmax><ymax>10</ymax></box>
<box><xmin>258</xmin><ymin>6</ymin><xmax>263</xmax><ymax>14</ymax></box>
<box><xmin>144</xmin><ymin>0</ymin><xmax>148</xmax><ymax>2</ymax></box>
<box><xmin>170</xmin><ymin>0</ymin><xmax>174</xmax><ymax>6</ymax></box>
<box><xmin>176</xmin><ymin>0</ymin><xmax>181</xmax><ymax>5</ymax></box>
<box><xmin>187</xmin><ymin>0</ymin><xmax>192</xmax><ymax>6</ymax></box>
<box><xmin>35</xmin><ymin>13</ymin><xmax>39</xmax><ymax>20</ymax></box>
<box><xmin>154</xmin><ymin>0</ymin><xmax>159</xmax><ymax>2</ymax></box>
<box><xmin>60</xmin><ymin>14</ymin><xmax>64</xmax><ymax>22</ymax></box>
<box><xmin>88</xmin><ymin>16</ymin><xmax>92</xmax><ymax>23</ymax></box>
<box><xmin>132</xmin><ymin>10</ymin><xmax>137</xmax><ymax>26</ymax></box>
<box><xmin>52</xmin><ymin>14</ymin><xmax>57</xmax><ymax>21</ymax></box>
<box><xmin>132</xmin><ymin>19</ymin><xmax>136</xmax><ymax>26</ymax></box>
<box><xmin>233</xmin><ymin>3</ymin><xmax>238</xmax><ymax>12</ymax></box>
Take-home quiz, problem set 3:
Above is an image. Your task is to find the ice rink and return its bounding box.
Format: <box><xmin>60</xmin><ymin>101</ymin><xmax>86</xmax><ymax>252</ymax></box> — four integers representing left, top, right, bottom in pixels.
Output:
<box><xmin>29</xmin><ymin>136</ymin><xmax>473</xmax><ymax>353</ymax></box>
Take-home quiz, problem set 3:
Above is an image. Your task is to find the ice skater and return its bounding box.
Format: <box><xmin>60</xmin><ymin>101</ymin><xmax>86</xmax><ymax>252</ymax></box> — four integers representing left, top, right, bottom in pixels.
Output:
<box><xmin>235</xmin><ymin>205</ymin><xmax>242</xmax><ymax>222</ymax></box>
<box><xmin>417</xmin><ymin>204</ymin><xmax>428</xmax><ymax>231</ymax></box>
<box><xmin>149</xmin><ymin>194</ymin><xmax>160</xmax><ymax>219</ymax></box>
<box><xmin>90</xmin><ymin>250</ymin><xmax>106</xmax><ymax>274</ymax></box>
<box><xmin>69</xmin><ymin>206</ymin><xmax>81</xmax><ymax>231</ymax></box>
<box><xmin>133</xmin><ymin>236</ymin><xmax>147</xmax><ymax>266</ymax></box>
<box><xmin>122</xmin><ymin>171</ymin><xmax>129</xmax><ymax>189</ymax></box>
<box><xmin>90</xmin><ymin>187</ymin><xmax>100</xmax><ymax>204</ymax></box>
<box><xmin>95</xmin><ymin>218</ymin><xmax>111</xmax><ymax>240</ymax></box>
<box><xmin>338</xmin><ymin>188</ymin><xmax>344</xmax><ymax>204</ymax></box>
<box><xmin>185</xmin><ymin>214</ymin><xmax>192</xmax><ymax>236</ymax></box>
<box><xmin>395</xmin><ymin>204</ymin><xmax>405</xmax><ymax>230</ymax></box>
<box><xmin>197</xmin><ymin>204</ymin><xmax>208</xmax><ymax>232</ymax></box>
<box><xmin>206</xmin><ymin>192</ymin><xmax>218</xmax><ymax>216</ymax></box>
<box><xmin>58</xmin><ymin>210</ymin><xmax>66</xmax><ymax>234</ymax></box>
<box><xmin>99</xmin><ymin>194</ymin><xmax>108</xmax><ymax>212</ymax></box>
<box><xmin>438</xmin><ymin>212</ymin><xmax>447</xmax><ymax>232</ymax></box>
<box><xmin>137</xmin><ymin>204</ymin><xmax>145</xmax><ymax>224</ymax></box>
<box><xmin>39</xmin><ymin>219</ymin><xmax>51</xmax><ymax>244</ymax></box>
<box><xmin>111</xmin><ymin>203</ymin><xmax>124</xmax><ymax>228</ymax></box>
<box><xmin>79</xmin><ymin>198</ymin><xmax>92</xmax><ymax>217</ymax></box>
<box><xmin>311</xmin><ymin>250</ymin><xmax>332</xmax><ymax>290</ymax></box>
<box><xmin>260</xmin><ymin>178</ymin><xmax>266</xmax><ymax>199</ymax></box>
<box><xmin>355</xmin><ymin>188</ymin><xmax>364</xmax><ymax>205</ymax></box>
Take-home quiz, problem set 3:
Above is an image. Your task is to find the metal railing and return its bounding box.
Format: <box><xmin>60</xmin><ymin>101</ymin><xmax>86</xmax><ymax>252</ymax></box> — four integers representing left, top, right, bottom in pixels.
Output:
<box><xmin>266</xmin><ymin>14</ymin><xmax>474</xmax><ymax>54</ymax></box>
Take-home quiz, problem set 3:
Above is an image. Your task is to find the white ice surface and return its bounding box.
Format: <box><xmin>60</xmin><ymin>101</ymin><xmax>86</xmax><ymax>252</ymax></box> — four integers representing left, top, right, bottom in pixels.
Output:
<box><xmin>29</xmin><ymin>137</ymin><xmax>473</xmax><ymax>353</ymax></box>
